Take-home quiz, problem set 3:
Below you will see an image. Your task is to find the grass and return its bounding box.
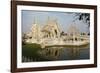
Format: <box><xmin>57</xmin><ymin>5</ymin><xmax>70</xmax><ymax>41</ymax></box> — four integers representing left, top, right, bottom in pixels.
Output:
<box><xmin>22</xmin><ymin>43</ymin><xmax>42</xmax><ymax>60</ymax></box>
<box><xmin>22</xmin><ymin>43</ymin><xmax>51</xmax><ymax>62</ymax></box>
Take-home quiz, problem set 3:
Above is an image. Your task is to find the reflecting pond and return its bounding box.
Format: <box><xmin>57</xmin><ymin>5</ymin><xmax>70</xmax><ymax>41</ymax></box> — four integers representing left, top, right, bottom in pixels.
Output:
<box><xmin>22</xmin><ymin>44</ymin><xmax>90</xmax><ymax>62</ymax></box>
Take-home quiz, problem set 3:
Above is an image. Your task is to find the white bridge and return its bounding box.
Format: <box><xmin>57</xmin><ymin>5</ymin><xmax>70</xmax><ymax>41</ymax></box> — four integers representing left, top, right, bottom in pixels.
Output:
<box><xmin>39</xmin><ymin>36</ymin><xmax>89</xmax><ymax>48</ymax></box>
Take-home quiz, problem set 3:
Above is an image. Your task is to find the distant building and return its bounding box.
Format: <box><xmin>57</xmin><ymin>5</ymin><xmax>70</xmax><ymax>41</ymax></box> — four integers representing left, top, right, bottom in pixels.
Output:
<box><xmin>67</xmin><ymin>24</ymin><xmax>80</xmax><ymax>36</ymax></box>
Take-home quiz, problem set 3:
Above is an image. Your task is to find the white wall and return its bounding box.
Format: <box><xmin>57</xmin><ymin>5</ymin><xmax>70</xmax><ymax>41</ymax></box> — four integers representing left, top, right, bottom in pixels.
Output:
<box><xmin>0</xmin><ymin>0</ymin><xmax>99</xmax><ymax>73</ymax></box>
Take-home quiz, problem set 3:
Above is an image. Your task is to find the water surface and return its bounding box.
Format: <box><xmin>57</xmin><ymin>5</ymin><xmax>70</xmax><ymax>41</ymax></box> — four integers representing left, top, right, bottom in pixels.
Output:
<box><xmin>22</xmin><ymin>44</ymin><xmax>90</xmax><ymax>62</ymax></box>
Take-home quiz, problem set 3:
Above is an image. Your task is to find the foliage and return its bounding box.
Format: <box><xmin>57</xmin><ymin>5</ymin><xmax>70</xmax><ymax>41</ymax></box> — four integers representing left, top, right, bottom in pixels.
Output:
<box><xmin>74</xmin><ymin>13</ymin><xmax>90</xmax><ymax>27</ymax></box>
<box><xmin>22</xmin><ymin>33</ymin><xmax>27</xmax><ymax>45</ymax></box>
<box><xmin>22</xmin><ymin>43</ymin><xmax>50</xmax><ymax>61</ymax></box>
<box><xmin>22</xmin><ymin>43</ymin><xmax>41</xmax><ymax>59</ymax></box>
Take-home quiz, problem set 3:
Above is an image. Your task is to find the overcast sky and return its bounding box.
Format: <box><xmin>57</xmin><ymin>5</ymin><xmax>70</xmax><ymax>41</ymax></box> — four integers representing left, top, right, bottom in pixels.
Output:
<box><xmin>22</xmin><ymin>10</ymin><xmax>89</xmax><ymax>33</ymax></box>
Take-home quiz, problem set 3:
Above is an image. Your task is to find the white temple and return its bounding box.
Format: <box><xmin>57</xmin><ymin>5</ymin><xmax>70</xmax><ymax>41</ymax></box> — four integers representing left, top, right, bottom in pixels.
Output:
<box><xmin>26</xmin><ymin>18</ymin><xmax>42</xmax><ymax>43</ymax></box>
<box><xmin>25</xmin><ymin>18</ymin><xmax>89</xmax><ymax>48</ymax></box>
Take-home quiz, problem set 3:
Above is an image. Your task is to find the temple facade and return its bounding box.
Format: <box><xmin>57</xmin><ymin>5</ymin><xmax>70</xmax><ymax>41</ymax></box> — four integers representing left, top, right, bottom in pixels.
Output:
<box><xmin>41</xmin><ymin>19</ymin><xmax>61</xmax><ymax>39</ymax></box>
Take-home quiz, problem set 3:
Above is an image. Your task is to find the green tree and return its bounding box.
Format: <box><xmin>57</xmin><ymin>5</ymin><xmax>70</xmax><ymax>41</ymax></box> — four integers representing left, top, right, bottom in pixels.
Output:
<box><xmin>22</xmin><ymin>33</ymin><xmax>27</xmax><ymax>45</ymax></box>
<box><xmin>74</xmin><ymin>13</ymin><xmax>90</xmax><ymax>27</ymax></box>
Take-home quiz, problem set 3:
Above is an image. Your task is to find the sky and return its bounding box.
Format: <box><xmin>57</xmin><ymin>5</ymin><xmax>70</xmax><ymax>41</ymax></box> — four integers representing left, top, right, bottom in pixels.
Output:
<box><xmin>22</xmin><ymin>10</ymin><xmax>90</xmax><ymax>33</ymax></box>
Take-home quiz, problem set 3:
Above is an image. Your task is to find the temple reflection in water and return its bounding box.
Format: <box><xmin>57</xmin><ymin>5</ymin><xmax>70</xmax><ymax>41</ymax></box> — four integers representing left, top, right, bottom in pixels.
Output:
<box><xmin>22</xmin><ymin>44</ymin><xmax>89</xmax><ymax>62</ymax></box>
<box><xmin>38</xmin><ymin>45</ymin><xmax>89</xmax><ymax>61</ymax></box>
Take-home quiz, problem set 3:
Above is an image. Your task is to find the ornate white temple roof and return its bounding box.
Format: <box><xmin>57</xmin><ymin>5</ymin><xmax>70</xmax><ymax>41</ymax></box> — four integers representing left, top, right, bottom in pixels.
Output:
<box><xmin>67</xmin><ymin>24</ymin><xmax>80</xmax><ymax>35</ymax></box>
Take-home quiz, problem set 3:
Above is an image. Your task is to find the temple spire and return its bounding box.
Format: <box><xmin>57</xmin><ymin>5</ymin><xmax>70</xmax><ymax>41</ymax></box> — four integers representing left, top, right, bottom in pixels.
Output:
<box><xmin>33</xmin><ymin>17</ymin><xmax>38</xmax><ymax>24</ymax></box>
<box><xmin>47</xmin><ymin>16</ymin><xmax>50</xmax><ymax>23</ymax></box>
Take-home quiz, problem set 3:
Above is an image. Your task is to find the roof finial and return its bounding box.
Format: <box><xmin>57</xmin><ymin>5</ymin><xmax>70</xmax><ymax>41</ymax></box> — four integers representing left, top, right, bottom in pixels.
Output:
<box><xmin>46</xmin><ymin>16</ymin><xmax>50</xmax><ymax>24</ymax></box>
<box><xmin>48</xmin><ymin>16</ymin><xmax>50</xmax><ymax>21</ymax></box>
<box><xmin>34</xmin><ymin>17</ymin><xmax>38</xmax><ymax>24</ymax></box>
